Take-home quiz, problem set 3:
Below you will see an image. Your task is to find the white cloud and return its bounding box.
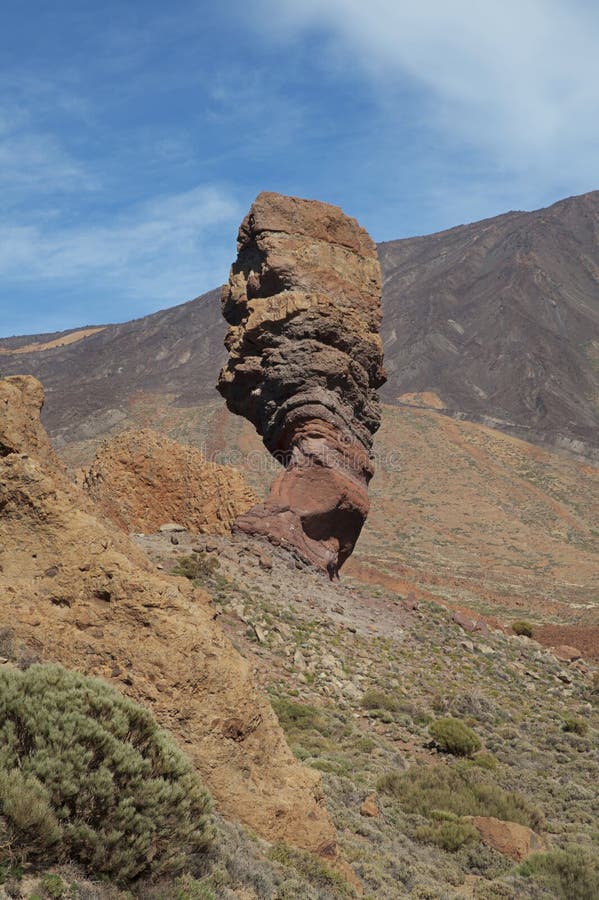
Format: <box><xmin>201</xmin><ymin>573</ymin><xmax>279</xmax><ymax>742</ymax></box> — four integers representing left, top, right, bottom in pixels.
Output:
<box><xmin>0</xmin><ymin>185</ymin><xmax>241</xmax><ymax>311</ymax></box>
<box><xmin>254</xmin><ymin>0</ymin><xmax>599</xmax><ymax>185</ymax></box>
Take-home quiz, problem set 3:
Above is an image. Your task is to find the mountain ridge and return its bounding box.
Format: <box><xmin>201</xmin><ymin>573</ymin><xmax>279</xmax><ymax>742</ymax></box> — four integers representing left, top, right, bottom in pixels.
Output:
<box><xmin>1</xmin><ymin>190</ymin><xmax>598</xmax><ymax>458</ymax></box>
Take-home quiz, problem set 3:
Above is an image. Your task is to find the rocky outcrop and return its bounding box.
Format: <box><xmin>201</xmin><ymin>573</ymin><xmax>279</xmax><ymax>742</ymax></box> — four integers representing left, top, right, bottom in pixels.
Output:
<box><xmin>80</xmin><ymin>427</ymin><xmax>258</xmax><ymax>535</ymax></box>
<box><xmin>0</xmin><ymin>376</ymin><xmax>351</xmax><ymax>879</ymax></box>
<box><xmin>466</xmin><ymin>816</ymin><xmax>546</xmax><ymax>862</ymax></box>
<box><xmin>217</xmin><ymin>192</ymin><xmax>385</xmax><ymax>576</ymax></box>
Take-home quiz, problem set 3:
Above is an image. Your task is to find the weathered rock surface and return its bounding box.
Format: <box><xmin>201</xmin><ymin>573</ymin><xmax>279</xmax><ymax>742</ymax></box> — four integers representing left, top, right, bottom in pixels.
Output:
<box><xmin>0</xmin><ymin>376</ymin><xmax>349</xmax><ymax>877</ymax></box>
<box><xmin>217</xmin><ymin>192</ymin><xmax>386</xmax><ymax>576</ymax></box>
<box><xmin>466</xmin><ymin>816</ymin><xmax>546</xmax><ymax>862</ymax></box>
<box><xmin>79</xmin><ymin>427</ymin><xmax>258</xmax><ymax>535</ymax></box>
<box><xmin>552</xmin><ymin>644</ymin><xmax>583</xmax><ymax>662</ymax></box>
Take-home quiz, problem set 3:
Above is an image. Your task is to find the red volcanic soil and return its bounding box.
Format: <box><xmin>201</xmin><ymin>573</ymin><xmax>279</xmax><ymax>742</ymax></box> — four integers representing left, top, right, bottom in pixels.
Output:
<box><xmin>533</xmin><ymin>625</ymin><xmax>599</xmax><ymax>662</ymax></box>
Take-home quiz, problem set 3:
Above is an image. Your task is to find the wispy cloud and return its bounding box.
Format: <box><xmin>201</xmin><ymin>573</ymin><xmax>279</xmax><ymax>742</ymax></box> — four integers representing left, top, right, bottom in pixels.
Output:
<box><xmin>0</xmin><ymin>185</ymin><xmax>240</xmax><ymax>313</ymax></box>
<box><xmin>254</xmin><ymin>0</ymin><xmax>599</xmax><ymax>190</ymax></box>
<box><xmin>0</xmin><ymin>78</ymin><xmax>96</xmax><ymax>203</ymax></box>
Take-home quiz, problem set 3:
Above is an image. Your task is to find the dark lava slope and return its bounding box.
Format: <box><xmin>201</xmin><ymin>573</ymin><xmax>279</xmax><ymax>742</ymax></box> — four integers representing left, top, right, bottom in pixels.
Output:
<box><xmin>1</xmin><ymin>192</ymin><xmax>598</xmax><ymax>456</ymax></box>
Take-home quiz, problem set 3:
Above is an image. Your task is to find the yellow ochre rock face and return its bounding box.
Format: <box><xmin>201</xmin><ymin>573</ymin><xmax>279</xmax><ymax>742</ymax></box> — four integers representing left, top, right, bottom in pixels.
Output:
<box><xmin>79</xmin><ymin>427</ymin><xmax>258</xmax><ymax>535</ymax></box>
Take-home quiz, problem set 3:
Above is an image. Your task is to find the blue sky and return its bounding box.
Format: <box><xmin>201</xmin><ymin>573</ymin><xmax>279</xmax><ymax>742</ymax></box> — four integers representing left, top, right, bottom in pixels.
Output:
<box><xmin>1</xmin><ymin>0</ymin><xmax>598</xmax><ymax>336</ymax></box>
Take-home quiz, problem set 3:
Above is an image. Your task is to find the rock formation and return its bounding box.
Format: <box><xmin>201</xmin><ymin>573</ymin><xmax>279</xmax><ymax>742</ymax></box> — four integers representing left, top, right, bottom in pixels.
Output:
<box><xmin>0</xmin><ymin>375</ymin><xmax>352</xmax><ymax>880</ymax></box>
<box><xmin>80</xmin><ymin>427</ymin><xmax>258</xmax><ymax>535</ymax></box>
<box><xmin>218</xmin><ymin>192</ymin><xmax>386</xmax><ymax>576</ymax></box>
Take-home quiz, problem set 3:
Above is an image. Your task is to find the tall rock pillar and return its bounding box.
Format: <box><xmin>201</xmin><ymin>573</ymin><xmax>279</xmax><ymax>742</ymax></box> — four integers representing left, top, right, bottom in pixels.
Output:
<box><xmin>217</xmin><ymin>192</ymin><xmax>386</xmax><ymax>576</ymax></box>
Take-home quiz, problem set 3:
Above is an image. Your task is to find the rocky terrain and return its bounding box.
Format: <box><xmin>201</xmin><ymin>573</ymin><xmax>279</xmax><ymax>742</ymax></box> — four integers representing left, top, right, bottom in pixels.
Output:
<box><xmin>1</xmin><ymin>188</ymin><xmax>598</xmax><ymax>897</ymax></box>
<box><xmin>218</xmin><ymin>193</ymin><xmax>385</xmax><ymax>576</ymax></box>
<box><xmin>1</xmin><ymin>191</ymin><xmax>597</xmax><ymax>458</ymax></box>
<box><xmin>1</xmin><ymin>376</ymin><xmax>598</xmax><ymax>897</ymax></box>
<box><xmin>54</xmin><ymin>391</ymin><xmax>597</xmax><ymax>642</ymax></box>
<box><xmin>127</xmin><ymin>526</ymin><xmax>599</xmax><ymax>898</ymax></box>
<box><xmin>0</xmin><ymin>376</ymin><xmax>350</xmax><ymax>884</ymax></box>
<box><xmin>79</xmin><ymin>427</ymin><xmax>258</xmax><ymax>535</ymax></box>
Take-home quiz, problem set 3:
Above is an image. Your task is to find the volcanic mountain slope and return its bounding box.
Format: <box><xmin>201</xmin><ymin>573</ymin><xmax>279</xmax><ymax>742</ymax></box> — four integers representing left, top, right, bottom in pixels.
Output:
<box><xmin>1</xmin><ymin>191</ymin><xmax>598</xmax><ymax>457</ymax></box>
<box><xmin>0</xmin><ymin>286</ymin><xmax>225</xmax><ymax>451</ymax></box>
<box><xmin>379</xmin><ymin>190</ymin><xmax>599</xmax><ymax>455</ymax></box>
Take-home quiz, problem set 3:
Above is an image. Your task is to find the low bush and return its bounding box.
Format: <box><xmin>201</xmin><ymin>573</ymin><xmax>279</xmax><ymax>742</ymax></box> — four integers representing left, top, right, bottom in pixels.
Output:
<box><xmin>511</xmin><ymin>621</ymin><xmax>533</xmax><ymax>638</ymax></box>
<box><xmin>271</xmin><ymin>698</ymin><xmax>328</xmax><ymax>733</ymax></box>
<box><xmin>470</xmin><ymin>752</ymin><xmax>498</xmax><ymax>771</ymax></box>
<box><xmin>0</xmin><ymin>664</ymin><xmax>212</xmax><ymax>883</ymax></box>
<box><xmin>519</xmin><ymin>846</ymin><xmax>599</xmax><ymax>899</ymax></box>
<box><xmin>268</xmin><ymin>843</ymin><xmax>353</xmax><ymax>897</ymax></box>
<box><xmin>377</xmin><ymin>763</ymin><xmax>542</xmax><ymax>829</ymax></box>
<box><xmin>171</xmin><ymin>552</ymin><xmax>220</xmax><ymax>583</ymax></box>
<box><xmin>562</xmin><ymin>716</ymin><xmax>589</xmax><ymax>736</ymax></box>
<box><xmin>414</xmin><ymin>812</ymin><xmax>479</xmax><ymax>852</ymax></box>
<box><xmin>429</xmin><ymin>717</ymin><xmax>481</xmax><ymax>757</ymax></box>
<box><xmin>361</xmin><ymin>689</ymin><xmax>400</xmax><ymax>713</ymax></box>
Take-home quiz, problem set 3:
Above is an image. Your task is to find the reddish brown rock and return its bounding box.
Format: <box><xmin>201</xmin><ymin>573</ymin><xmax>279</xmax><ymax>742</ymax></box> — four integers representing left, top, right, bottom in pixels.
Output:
<box><xmin>79</xmin><ymin>427</ymin><xmax>258</xmax><ymax>536</ymax></box>
<box><xmin>552</xmin><ymin>644</ymin><xmax>583</xmax><ymax>662</ymax></box>
<box><xmin>466</xmin><ymin>816</ymin><xmax>546</xmax><ymax>862</ymax></box>
<box><xmin>453</xmin><ymin>611</ymin><xmax>489</xmax><ymax>635</ymax></box>
<box><xmin>217</xmin><ymin>192</ymin><xmax>386</xmax><ymax>577</ymax></box>
<box><xmin>360</xmin><ymin>794</ymin><xmax>380</xmax><ymax>818</ymax></box>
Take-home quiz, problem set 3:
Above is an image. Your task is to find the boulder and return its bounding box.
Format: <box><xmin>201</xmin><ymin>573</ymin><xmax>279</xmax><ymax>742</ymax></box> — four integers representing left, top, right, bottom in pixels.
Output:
<box><xmin>553</xmin><ymin>644</ymin><xmax>583</xmax><ymax>662</ymax></box>
<box><xmin>360</xmin><ymin>795</ymin><xmax>380</xmax><ymax>818</ymax></box>
<box><xmin>80</xmin><ymin>428</ymin><xmax>258</xmax><ymax>536</ymax></box>
<box><xmin>467</xmin><ymin>816</ymin><xmax>546</xmax><ymax>861</ymax></box>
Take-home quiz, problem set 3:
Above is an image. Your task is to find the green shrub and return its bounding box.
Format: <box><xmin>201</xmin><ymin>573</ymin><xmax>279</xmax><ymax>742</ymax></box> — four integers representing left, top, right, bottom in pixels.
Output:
<box><xmin>471</xmin><ymin>751</ymin><xmax>498</xmax><ymax>770</ymax></box>
<box><xmin>511</xmin><ymin>621</ymin><xmax>533</xmax><ymax>638</ymax></box>
<box><xmin>562</xmin><ymin>716</ymin><xmax>589</xmax><ymax>736</ymax></box>
<box><xmin>519</xmin><ymin>846</ymin><xmax>599</xmax><ymax>899</ymax></box>
<box><xmin>415</xmin><ymin>812</ymin><xmax>479</xmax><ymax>852</ymax></box>
<box><xmin>40</xmin><ymin>873</ymin><xmax>67</xmax><ymax>899</ymax></box>
<box><xmin>361</xmin><ymin>689</ymin><xmax>400</xmax><ymax>713</ymax></box>
<box><xmin>429</xmin><ymin>717</ymin><xmax>481</xmax><ymax>757</ymax></box>
<box><xmin>0</xmin><ymin>664</ymin><xmax>212</xmax><ymax>882</ymax></box>
<box><xmin>171</xmin><ymin>552</ymin><xmax>220</xmax><ymax>583</ymax></box>
<box><xmin>271</xmin><ymin>698</ymin><xmax>327</xmax><ymax>733</ymax></box>
<box><xmin>268</xmin><ymin>843</ymin><xmax>353</xmax><ymax>897</ymax></box>
<box><xmin>377</xmin><ymin>763</ymin><xmax>542</xmax><ymax>829</ymax></box>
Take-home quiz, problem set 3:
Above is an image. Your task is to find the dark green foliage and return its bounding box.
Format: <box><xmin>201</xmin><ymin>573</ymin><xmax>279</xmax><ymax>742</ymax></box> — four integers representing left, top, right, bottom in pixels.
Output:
<box><xmin>0</xmin><ymin>664</ymin><xmax>212</xmax><ymax>882</ymax></box>
<box><xmin>171</xmin><ymin>552</ymin><xmax>220</xmax><ymax>583</ymax></box>
<box><xmin>519</xmin><ymin>846</ymin><xmax>599</xmax><ymax>899</ymax></box>
<box><xmin>511</xmin><ymin>621</ymin><xmax>533</xmax><ymax>638</ymax></box>
<box><xmin>377</xmin><ymin>763</ymin><xmax>542</xmax><ymax>829</ymax></box>
<box><xmin>562</xmin><ymin>716</ymin><xmax>589</xmax><ymax>736</ymax></box>
<box><xmin>429</xmin><ymin>717</ymin><xmax>481</xmax><ymax>756</ymax></box>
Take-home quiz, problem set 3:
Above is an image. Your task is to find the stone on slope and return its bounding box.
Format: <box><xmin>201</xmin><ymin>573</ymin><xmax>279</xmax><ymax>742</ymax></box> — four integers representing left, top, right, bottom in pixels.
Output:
<box><xmin>217</xmin><ymin>191</ymin><xmax>386</xmax><ymax>577</ymax></box>
<box><xmin>0</xmin><ymin>376</ymin><xmax>350</xmax><ymax>878</ymax></box>
<box><xmin>466</xmin><ymin>816</ymin><xmax>546</xmax><ymax>862</ymax></box>
<box><xmin>80</xmin><ymin>427</ymin><xmax>258</xmax><ymax>535</ymax></box>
